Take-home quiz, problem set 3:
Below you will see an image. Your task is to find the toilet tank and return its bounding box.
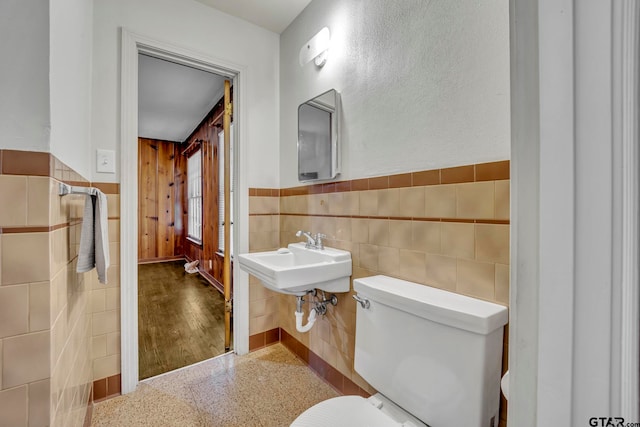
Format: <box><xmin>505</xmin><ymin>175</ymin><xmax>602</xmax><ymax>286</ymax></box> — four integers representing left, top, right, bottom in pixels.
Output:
<box><xmin>353</xmin><ymin>275</ymin><xmax>508</xmax><ymax>427</ymax></box>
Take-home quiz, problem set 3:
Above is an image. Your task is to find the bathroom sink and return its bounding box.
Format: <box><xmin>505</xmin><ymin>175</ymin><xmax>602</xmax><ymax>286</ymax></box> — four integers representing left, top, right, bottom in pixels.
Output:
<box><xmin>237</xmin><ymin>243</ymin><xmax>352</xmax><ymax>295</ymax></box>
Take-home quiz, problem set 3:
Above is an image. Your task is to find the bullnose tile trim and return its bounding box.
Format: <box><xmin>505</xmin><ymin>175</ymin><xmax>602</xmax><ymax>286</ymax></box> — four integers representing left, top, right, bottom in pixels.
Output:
<box><xmin>271</xmin><ymin>160</ymin><xmax>509</xmax><ymax>196</ymax></box>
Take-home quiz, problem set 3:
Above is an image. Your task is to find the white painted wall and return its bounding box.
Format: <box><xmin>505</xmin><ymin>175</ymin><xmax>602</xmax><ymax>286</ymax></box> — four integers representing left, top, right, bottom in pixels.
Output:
<box><xmin>49</xmin><ymin>0</ymin><xmax>93</xmax><ymax>180</ymax></box>
<box><xmin>279</xmin><ymin>0</ymin><xmax>510</xmax><ymax>188</ymax></box>
<box><xmin>0</xmin><ymin>0</ymin><xmax>93</xmax><ymax>179</ymax></box>
<box><xmin>92</xmin><ymin>0</ymin><xmax>280</xmax><ymax>186</ymax></box>
<box><xmin>0</xmin><ymin>0</ymin><xmax>51</xmax><ymax>152</ymax></box>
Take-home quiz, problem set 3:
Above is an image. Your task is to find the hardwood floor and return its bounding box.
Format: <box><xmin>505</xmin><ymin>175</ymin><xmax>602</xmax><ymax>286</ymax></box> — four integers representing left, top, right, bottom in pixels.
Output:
<box><xmin>138</xmin><ymin>261</ymin><xmax>230</xmax><ymax>380</ymax></box>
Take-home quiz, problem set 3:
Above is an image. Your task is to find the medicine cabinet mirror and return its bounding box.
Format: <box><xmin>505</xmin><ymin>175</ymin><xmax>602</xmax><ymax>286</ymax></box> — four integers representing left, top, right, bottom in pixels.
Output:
<box><xmin>298</xmin><ymin>89</ymin><xmax>340</xmax><ymax>181</ymax></box>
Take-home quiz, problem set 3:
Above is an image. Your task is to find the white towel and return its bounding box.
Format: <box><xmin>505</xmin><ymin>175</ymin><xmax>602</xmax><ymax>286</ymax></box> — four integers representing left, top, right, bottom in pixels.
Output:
<box><xmin>77</xmin><ymin>191</ymin><xmax>110</xmax><ymax>284</ymax></box>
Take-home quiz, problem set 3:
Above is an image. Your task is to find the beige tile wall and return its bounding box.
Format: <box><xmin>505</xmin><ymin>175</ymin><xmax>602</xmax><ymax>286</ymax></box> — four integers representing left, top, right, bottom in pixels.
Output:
<box><xmin>277</xmin><ymin>177</ymin><xmax>510</xmax><ymax>392</ymax></box>
<box><xmin>89</xmin><ymin>198</ymin><xmax>121</xmax><ymax>384</ymax></box>
<box><xmin>0</xmin><ymin>174</ymin><xmax>93</xmax><ymax>427</ymax></box>
<box><xmin>247</xmin><ymin>195</ymin><xmax>280</xmax><ymax>337</ymax></box>
<box><xmin>48</xmin><ymin>184</ymin><xmax>92</xmax><ymax>427</ymax></box>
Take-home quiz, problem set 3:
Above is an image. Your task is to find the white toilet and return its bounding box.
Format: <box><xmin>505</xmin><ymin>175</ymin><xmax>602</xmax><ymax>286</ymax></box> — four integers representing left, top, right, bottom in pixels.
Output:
<box><xmin>291</xmin><ymin>275</ymin><xmax>508</xmax><ymax>427</ymax></box>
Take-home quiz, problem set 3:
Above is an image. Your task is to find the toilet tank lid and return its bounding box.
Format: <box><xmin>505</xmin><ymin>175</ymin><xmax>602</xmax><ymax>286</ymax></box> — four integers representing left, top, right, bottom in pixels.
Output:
<box><xmin>354</xmin><ymin>275</ymin><xmax>508</xmax><ymax>335</ymax></box>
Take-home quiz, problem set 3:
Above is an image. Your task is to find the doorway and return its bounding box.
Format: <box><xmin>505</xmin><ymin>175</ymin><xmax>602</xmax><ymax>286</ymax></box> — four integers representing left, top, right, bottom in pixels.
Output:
<box><xmin>120</xmin><ymin>30</ymin><xmax>249</xmax><ymax>393</ymax></box>
<box><xmin>136</xmin><ymin>54</ymin><xmax>233</xmax><ymax>379</ymax></box>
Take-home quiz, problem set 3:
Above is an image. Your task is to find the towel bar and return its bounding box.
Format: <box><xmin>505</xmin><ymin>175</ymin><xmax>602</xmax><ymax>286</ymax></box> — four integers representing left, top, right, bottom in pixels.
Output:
<box><xmin>58</xmin><ymin>183</ymin><xmax>100</xmax><ymax>196</ymax></box>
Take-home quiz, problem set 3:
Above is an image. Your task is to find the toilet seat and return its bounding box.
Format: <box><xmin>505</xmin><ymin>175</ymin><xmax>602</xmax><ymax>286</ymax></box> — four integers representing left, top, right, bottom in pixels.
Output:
<box><xmin>290</xmin><ymin>395</ymin><xmax>426</xmax><ymax>427</ymax></box>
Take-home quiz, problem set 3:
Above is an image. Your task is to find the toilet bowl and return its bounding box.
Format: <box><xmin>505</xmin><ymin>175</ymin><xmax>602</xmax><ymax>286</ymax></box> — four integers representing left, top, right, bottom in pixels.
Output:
<box><xmin>291</xmin><ymin>394</ymin><xmax>426</xmax><ymax>427</ymax></box>
<box><xmin>291</xmin><ymin>275</ymin><xmax>509</xmax><ymax>427</ymax></box>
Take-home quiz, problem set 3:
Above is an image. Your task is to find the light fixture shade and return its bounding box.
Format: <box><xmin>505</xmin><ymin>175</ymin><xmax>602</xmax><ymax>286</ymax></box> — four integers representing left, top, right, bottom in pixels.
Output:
<box><xmin>299</xmin><ymin>27</ymin><xmax>331</xmax><ymax>67</ymax></box>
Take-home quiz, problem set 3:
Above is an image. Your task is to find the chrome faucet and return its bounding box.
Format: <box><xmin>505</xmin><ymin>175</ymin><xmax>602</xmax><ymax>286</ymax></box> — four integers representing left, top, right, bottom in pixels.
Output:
<box><xmin>296</xmin><ymin>230</ymin><xmax>326</xmax><ymax>250</ymax></box>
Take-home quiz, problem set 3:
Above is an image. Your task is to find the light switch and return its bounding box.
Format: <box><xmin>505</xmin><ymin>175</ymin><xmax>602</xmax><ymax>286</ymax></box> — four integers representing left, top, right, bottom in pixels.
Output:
<box><xmin>96</xmin><ymin>149</ymin><xmax>116</xmax><ymax>173</ymax></box>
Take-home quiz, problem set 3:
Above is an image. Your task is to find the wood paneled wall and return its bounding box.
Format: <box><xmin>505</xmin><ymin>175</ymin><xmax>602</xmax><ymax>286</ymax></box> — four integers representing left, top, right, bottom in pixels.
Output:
<box><xmin>138</xmin><ymin>138</ymin><xmax>187</xmax><ymax>262</ymax></box>
<box><xmin>137</xmin><ymin>92</ymin><xmax>232</xmax><ymax>291</ymax></box>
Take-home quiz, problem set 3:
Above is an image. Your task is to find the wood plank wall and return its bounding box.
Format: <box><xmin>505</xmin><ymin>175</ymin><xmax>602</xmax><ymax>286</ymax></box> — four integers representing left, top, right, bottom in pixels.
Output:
<box><xmin>138</xmin><ymin>138</ymin><xmax>187</xmax><ymax>262</ymax></box>
<box><xmin>137</xmin><ymin>91</ymin><xmax>232</xmax><ymax>291</ymax></box>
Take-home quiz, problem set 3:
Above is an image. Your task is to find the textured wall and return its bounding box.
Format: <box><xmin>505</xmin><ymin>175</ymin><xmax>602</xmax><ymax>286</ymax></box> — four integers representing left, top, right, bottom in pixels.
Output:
<box><xmin>0</xmin><ymin>0</ymin><xmax>94</xmax><ymax>179</ymax></box>
<box><xmin>91</xmin><ymin>0</ymin><xmax>280</xmax><ymax>187</ymax></box>
<box><xmin>0</xmin><ymin>0</ymin><xmax>50</xmax><ymax>152</ymax></box>
<box><xmin>279</xmin><ymin>0</ymin><xmax>510</xmax><ymax>187</ymax></box>
<box><xmin>49</xmin><ymin>0</ymin><xmax>94</xmax><ymax>179</ymax></box>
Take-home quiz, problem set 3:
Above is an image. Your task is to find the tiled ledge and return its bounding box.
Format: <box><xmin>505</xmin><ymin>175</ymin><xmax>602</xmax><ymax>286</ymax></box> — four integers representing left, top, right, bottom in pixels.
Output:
<box><xmin>0</xmin><ymin>149</ymin><xmax>87</xmax><ymax>182</ymax></box>
<box><xmin>0</xmin><ymin>222</ymin><xmax>73</xmax><ymax>234</ymax></box>
<box><xmin>249</xmin><ymin>160</ymin><xmax>509</xmax><ymax>197</ymax></box>
<box><xmin>279</xmin><ymin>213</ymin><xmax>509</xmax><ymax>225</ymax></box>
<box><xmin>0</xmin><ymin>149</ymin><xmax>120</xmax><ymax>190</ymax></box>
<box><xmin>249</xmin><ymin>188</ymin><xmax>281</xmax><ymax>197</ymax></box>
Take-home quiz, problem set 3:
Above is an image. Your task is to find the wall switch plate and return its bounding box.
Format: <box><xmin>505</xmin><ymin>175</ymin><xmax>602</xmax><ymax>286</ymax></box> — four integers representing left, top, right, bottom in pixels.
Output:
<box><xmin>97</xmin><ymin>149</ymin><xmax>116</xmax><ymax>173</ymax></box>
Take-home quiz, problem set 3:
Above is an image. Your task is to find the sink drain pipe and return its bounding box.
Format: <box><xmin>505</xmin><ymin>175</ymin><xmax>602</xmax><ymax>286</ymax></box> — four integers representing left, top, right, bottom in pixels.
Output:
<box><xmin>295</xmin><ymin>293</ymin><xmax>317</xmax><ymax>333</ymax></box>
<box><xmin>295</xmin><ymin>308</ymin><xmax>317</xmax><ymax>333</ymax></box>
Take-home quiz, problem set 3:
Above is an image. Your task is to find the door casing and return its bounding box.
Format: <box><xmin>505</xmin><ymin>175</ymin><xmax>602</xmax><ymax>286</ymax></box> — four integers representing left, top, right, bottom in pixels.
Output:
<box><xmin>120</xmin><ymin>28</ymin><xmax>250</xmax><ymax>394</ymax></box>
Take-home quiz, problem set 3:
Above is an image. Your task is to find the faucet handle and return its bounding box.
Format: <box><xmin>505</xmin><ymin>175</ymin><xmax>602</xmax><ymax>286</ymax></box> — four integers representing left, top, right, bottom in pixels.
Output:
<box><xmin>315</xmin><ymin>233</ymin><xmax>326</xmax><ymax>250</ymax></box>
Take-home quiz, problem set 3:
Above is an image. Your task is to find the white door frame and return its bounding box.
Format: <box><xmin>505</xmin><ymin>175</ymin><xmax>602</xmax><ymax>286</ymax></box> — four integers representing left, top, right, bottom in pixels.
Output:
<box><xmin>509</xmin><ymin>0</ymin><xmax>639</xmax><ymax>424</ymax></box>
<box><xmin>119</xmin><ymin>28</ymin><xmax>250</xmax><ymax>394</ymax></box>
<box><xmin>614</xmin><ymin>0</ymin><xmax>639</xmax><ymax>416</ymax></box>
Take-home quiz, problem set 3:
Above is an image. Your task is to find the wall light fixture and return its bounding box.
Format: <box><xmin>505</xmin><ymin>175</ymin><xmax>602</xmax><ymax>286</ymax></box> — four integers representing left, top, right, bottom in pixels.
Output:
<box><xmin>299</xmin><ymin>27</ymin><xmax>331</xmax><ymax>67</ymax></box>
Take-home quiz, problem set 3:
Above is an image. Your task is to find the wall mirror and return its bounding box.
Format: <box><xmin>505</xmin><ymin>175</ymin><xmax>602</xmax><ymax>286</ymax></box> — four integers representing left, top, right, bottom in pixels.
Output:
<box><xmin>298</xmin><ymin>89</ymin><xmax>340</xmax><ymax>181</ymax></box>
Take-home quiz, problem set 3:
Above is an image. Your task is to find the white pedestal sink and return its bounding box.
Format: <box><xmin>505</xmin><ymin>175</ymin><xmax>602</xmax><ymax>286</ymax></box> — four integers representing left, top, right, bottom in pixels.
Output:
<box><xmin>237</xmin><ymin>243</ymin><xmax>352</xmax><ymax>296</ymax></box>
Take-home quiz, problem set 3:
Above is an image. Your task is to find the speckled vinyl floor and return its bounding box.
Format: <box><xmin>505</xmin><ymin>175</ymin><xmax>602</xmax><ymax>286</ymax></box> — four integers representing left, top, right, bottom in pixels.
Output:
<box><xmin>91</xmin><ymin>344</ymin><xmax>339</xmax><ymax>427</ymax></box>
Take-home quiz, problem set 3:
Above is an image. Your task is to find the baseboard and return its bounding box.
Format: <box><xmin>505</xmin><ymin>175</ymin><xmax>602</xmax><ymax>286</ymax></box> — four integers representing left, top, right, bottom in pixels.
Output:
<box><xmin>183</xmin><ymin>254</ymin><xmax>225</xmax><ymax>294</ymax></box>
<box><xmin>248</xmin><ymin>328</ymin><xmax>280</xmax><ymax>351</ymax></box>
<box><xmin>138</xmin><ymin>256</ymin><xmax>185</xmax><ymax>264</ymax></box>
<box><xmin>197</xmin><ymin>269</ymin><xmax>224</xmax><ymax>294</ymax></box>
<box><xmin>92</xmin><ymin>374</ymin><xmax>122</xmax><ymax>402</ymax></box>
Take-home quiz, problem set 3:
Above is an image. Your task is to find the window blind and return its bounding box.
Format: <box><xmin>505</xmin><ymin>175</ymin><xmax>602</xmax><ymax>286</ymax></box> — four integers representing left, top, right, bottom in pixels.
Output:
<box><xmin>187</xmin><ymin>149</ymin><xmax>202</xmax><ymax>243</ymax></box>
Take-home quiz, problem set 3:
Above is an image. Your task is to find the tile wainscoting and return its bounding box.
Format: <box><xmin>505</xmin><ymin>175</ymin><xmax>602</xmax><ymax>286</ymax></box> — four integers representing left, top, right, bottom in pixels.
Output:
<box><xmin>0</xmin><ymin>150</ymin><xmax>121</xmax><ymax>427</ymax></box>
<box><xmin>248</xmin><ymin>160</ymin><xmax>510</xmax><ymax>426</ymax></box>
<box><xmin>0</xmin><ymin>152</ymin><xmax>508</xmax><ymax>426</ymax></box>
